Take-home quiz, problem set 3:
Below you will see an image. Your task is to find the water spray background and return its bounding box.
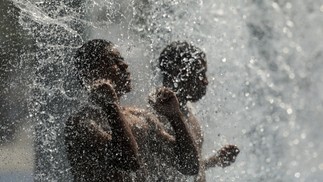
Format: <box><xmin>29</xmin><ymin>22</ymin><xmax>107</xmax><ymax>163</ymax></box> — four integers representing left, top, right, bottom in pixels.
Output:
<box><xmin>8</xmin><ymin>0</ymin><xmax>323</xmax><ymax>181</ymax></box>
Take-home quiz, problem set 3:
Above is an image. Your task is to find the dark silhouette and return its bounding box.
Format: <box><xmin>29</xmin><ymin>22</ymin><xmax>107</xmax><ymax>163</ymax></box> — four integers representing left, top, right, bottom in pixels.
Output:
<box><xmin>154</xmin><ymin>41</ymin><xmax>240</xmax><ymax>181</ymax></box>
<box><xmin>65</xmin><ymin>39</ymin><xmax>200</xmax><ymax>181</ymax></box>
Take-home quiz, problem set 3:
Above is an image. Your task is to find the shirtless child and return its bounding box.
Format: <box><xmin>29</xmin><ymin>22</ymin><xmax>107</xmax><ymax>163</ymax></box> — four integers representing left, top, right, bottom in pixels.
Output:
<box><xmin>65</xmin><ymin>39</ymin><xmax>200</xmax><ymax>181</ymax></box>
<box><xmin>153</xmin><ymin>41</ymin><xmax>240</xmax><ymax>181</ymax></box>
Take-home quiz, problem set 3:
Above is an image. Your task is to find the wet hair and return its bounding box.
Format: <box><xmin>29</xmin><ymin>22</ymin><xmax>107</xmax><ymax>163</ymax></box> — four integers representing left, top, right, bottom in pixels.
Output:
<box><xmin>74</xmin><ymin>39</ymin><xmax>120</xmax><ymax>82</ymax></box>
<box><xmin>159</xmin><ymin>41</ymin><xmax>206</xmax><ymax>77</ymax></box>
<box><xmin>158</xmin><ymin>41</ymin><xmax>206</xmax><ymax>86</ymax></box>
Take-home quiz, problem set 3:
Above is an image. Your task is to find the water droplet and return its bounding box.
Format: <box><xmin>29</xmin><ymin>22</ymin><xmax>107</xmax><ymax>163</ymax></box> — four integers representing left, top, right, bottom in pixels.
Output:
<box><xmin>287</xmin><ymin>108</ymin><xmax>293</xmax><ymax>115</ymax></box>
<box><xmin>294</xmin><ymin>172</ymin><xmax>300</xmax><ymax>178</ymax></box>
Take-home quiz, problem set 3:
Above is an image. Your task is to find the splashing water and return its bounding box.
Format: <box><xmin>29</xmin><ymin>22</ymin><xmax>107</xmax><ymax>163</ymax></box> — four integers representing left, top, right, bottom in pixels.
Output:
<box><xmin>10</xmin><ymin>0</ymin><xmax>323</xmax><ymax>181</ymax></box>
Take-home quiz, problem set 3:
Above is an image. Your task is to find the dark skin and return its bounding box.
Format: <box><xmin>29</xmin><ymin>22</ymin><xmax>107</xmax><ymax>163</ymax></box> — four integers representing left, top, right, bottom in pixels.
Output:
<box><xmin>65</xmin><ymin>40</ymin><xmax>199</xmax><ymax>181</ymax></box>
<box><xmin>151</xmin><ymin>87</ymin><xmax>200</xmax><ymax>174</ymax></box>
<box><xmin>151</xmin><ymin>88</ymin><xmax>239</xmax><ymax>181</ymax></box>
<box><xmin>155</xmin><ymin>41</ymin><xmax>240</xmax><ymax>182</ymax></box>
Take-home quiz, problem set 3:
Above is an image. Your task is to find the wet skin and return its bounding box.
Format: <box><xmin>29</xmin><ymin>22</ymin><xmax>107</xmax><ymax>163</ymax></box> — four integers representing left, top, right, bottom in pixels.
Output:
<box><xmin>157</xmin><ymin>41</ymin><xmax>240</xmax><ymax>182</ymax></box>
<box><xmin>65</xmin><ymin>40</ymin><xmax>200</xmax><ymax>181</ymax></box>
<box><xmin>65</xmin><ymin>40</ymin><xmax>239</xmax><ymax>182</ymax></box>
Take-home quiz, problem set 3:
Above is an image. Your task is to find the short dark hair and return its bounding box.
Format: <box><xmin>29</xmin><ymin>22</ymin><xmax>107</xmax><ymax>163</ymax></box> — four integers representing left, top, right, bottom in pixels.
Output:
<box><xmin>158</xmin><ymin>41</ymin><xmax>206</xmax><ymax>75</ymax></box>
<box><xmin>158</xmin><ymin>41</ymin><xmax>208</xmax><ymax>103</ymax></box>
<box><xmin>74</xmin><ymin>39</ymin><xmax>118</xmax><ymax>82</ymax></box>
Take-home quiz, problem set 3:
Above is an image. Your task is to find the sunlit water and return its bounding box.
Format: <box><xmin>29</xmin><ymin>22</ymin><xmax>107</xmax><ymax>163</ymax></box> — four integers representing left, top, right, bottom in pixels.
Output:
<box><xmin>11</xmin><ymin>0</ymin><xmax>323</xmax><ymax>181</ymax></box>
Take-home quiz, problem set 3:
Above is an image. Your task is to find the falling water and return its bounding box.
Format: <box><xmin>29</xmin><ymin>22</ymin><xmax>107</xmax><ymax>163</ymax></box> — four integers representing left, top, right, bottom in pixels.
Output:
<box><xmin>7</xmin><ymin>0</ymin><xmax>323</xmax><ymax>181</ymax></box>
